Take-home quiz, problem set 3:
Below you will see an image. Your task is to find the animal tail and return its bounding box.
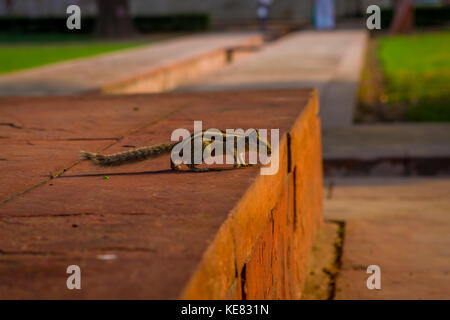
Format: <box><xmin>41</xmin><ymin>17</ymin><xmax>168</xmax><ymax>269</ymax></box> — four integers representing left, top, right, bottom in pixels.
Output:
<box><xmin>80</xmin><ymin>143</ymin><xmax>176</xmax><ymax>166</ymax></box>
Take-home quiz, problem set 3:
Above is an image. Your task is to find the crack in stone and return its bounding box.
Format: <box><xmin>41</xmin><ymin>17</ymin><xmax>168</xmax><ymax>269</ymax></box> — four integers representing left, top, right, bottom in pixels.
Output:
<box><xmin>0</xmin><ymin>246</ymin><xmax>157</xmax><ymax>257</ymax></box>
<box><xmin>0</xmin><ymin>106</ymin><xmax>184</xmax><ymax>206</ymax></box>
<box><xmin>93</xmin><ymin>247</ymin><xmax>157</xmax><ymax>253</ymax></box>
<box><xmin>0</xmin><ymin>122</ymin><xmax>22</xmax><ymax>129</ymax></box>
<box><xmin>327</xmin><ymin>220</ymin><xmax>345</xmax><ymax>300</ymax></box>
<box><xmin>0</xmin><ymin>122</ymin><xmax>46</xmax><ymax>132</ymax></box>
<box><xmin>0</xmin><ymin>249</ymin><xmax>62</xmax><ymax>256</ymax></box>
<box><xmin>0</xmin><ymin>212</ymin><xmax>154</xmax><ymax>219</ymax></box>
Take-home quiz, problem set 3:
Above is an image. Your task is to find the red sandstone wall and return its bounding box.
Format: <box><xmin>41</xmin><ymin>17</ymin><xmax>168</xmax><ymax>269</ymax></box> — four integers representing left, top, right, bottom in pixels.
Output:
<box><xmin>182</xmin><ymin>90</ymin><xmax>323</xmax><ymax>299</ymax></box>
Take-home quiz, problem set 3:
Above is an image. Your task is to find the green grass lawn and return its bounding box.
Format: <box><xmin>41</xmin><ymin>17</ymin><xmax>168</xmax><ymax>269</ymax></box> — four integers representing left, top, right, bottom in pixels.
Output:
<box><xmin>377</xmin><ymin>31</ymin><xmax>450</xmax><ymax>122</ymax></box>
<box><xmin>0</xmin><ymin>33</ymin><xmax>152</xmax><ymax>75</ymax></box>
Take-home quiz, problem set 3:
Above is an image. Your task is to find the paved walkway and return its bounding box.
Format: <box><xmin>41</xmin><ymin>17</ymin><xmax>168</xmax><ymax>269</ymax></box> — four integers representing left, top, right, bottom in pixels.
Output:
<box><xmin>0</xmin><ymin>32</ymin><xmax>261</xmax><ymax>96</ymax></box>
<box><xmin>180</xmin><ymin>30</ymin><xmax>367</xmax><ymax>130</ymax></box>
<box><xmin>325</xmin><ymin>177</ymin><xmax>450</xmax><ymax>299</ymax></box>
<box><xmin>177</xmin><ymin>29</ymin><xmax>449</xmax><ymax>159</ymax></box>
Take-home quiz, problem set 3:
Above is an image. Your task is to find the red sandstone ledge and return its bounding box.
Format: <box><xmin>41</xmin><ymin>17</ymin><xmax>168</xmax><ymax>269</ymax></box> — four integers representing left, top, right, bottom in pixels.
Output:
<box><xmin>0</xmin><ymin>89</ymin><xmax>322</xmax><ymax>299</ymax></box>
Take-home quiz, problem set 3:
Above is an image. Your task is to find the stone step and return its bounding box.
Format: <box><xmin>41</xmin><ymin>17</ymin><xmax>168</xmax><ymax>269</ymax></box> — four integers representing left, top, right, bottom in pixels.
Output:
<box><xmin>324</xmin><ymin>177</ymin><xmax>450</xmax><ymax>300</ymax></box>
<box><xmin>323</xmin><ymin>124</ymin><xmax>450</xmax><ymax>176</ymax></box>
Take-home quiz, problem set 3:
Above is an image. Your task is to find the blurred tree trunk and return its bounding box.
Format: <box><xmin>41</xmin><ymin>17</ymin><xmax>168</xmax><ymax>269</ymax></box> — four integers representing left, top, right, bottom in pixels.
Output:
<box><xmin>389</xmin><ymin>0</ymin><xmax>414</xmax><ymax>34</ymax></box>
<box><xmin>95</xmin><ymin>0</ymin><xmax>137</xmax><ymax>38</ymax></box>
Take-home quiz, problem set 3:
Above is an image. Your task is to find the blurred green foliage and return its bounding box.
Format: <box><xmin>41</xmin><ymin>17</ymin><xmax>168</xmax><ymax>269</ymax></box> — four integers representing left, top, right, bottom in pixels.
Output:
<box><xmin>0</xmin><ymin>39</ymin><xmax>148</xmax><ymax>74</ymax></box>
<box><xmin>377</xmin><ymin>31</ymin><xmax>450</xmax><ymax>122</ymax></box>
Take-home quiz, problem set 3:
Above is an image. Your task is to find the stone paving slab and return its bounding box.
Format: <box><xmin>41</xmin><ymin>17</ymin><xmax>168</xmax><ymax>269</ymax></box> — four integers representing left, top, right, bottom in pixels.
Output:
<box><xmin>179</xmin><ymin>30</ymin><xmax>367</xmax><ymax>130</ymax></box>
<box><xmin>0</xmin><ymin>139</ymin><xmax>107</xmax><ymax>202</ymax></box>
<box><xmin>324</xmin><ymin>177</ymin><xmax>450</xmax><ymax>299</ymax></box>
<box><xmin>0</xmin><ymin>94</ymin><xmax>184</xmax><ymax>204</ymax></box>
<box><xmin>0</xmin><ymin>33</ymin><xmax>262</xmax><ymax>96</ymax></box>
<box><xmin>323</xmin><ymin>124</ymin><xmax>450</xmax><ymax>159</ymax></box>
<box><xmin>0</xmin><ymin>89</ymin><xmax>323</xmax><ymax>299</ymax></box>
<box><xmin>0</xmin><ymin>253</ymin><xmax>192</xmax><ymax>299</ymax></box>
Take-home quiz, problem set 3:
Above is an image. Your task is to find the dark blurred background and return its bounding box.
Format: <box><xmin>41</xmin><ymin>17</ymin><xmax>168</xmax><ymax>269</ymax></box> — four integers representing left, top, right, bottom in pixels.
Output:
<box><xmin>0</xmin><ymin>0</ymin><xmax>447</xmax><ymax>36</ymax></box>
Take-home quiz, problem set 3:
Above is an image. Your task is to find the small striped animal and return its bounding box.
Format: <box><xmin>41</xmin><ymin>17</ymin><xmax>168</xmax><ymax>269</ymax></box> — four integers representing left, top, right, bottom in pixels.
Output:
<box><xmin>81</xmin><ymin>129</ymin><xmax>272</xmax><ymax>172</ymax></box>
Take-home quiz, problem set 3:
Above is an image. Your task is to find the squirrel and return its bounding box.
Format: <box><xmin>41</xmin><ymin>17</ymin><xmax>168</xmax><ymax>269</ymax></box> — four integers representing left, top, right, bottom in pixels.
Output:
<box><xmin>81</xmin><ymin>129</ymin><xmax>272</xmax><ymax>173</ymax></box>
